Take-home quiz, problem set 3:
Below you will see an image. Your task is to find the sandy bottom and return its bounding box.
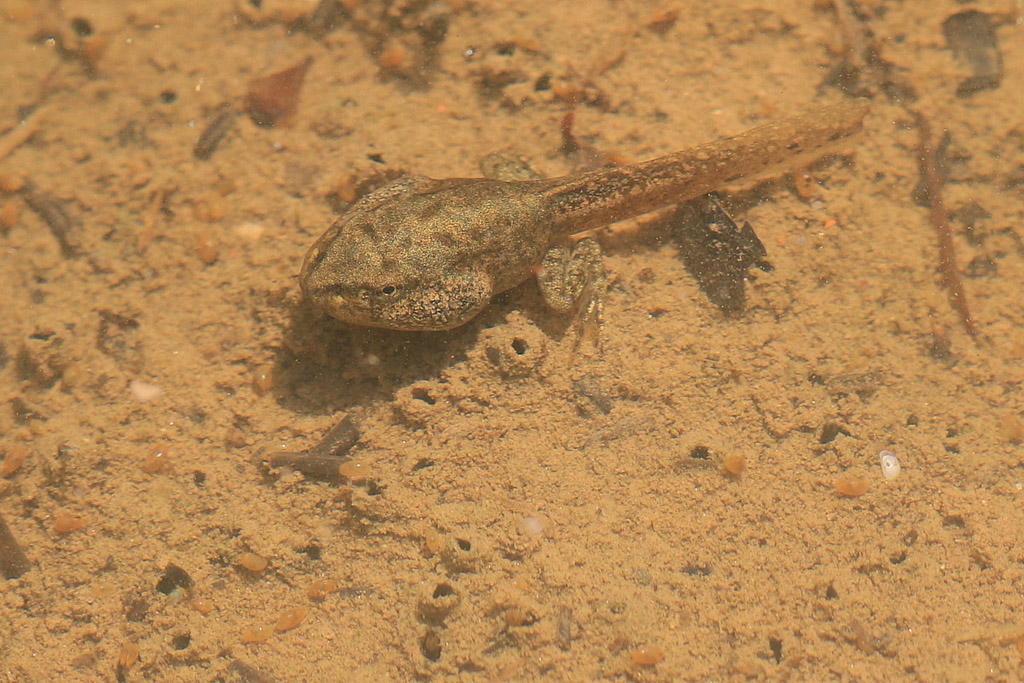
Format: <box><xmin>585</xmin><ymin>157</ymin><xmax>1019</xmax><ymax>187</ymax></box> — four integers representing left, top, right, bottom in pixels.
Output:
<box><xmin>2</xmin><ymin>0</ymin><xmax>1023</xmax><ymax>680</ymax></box>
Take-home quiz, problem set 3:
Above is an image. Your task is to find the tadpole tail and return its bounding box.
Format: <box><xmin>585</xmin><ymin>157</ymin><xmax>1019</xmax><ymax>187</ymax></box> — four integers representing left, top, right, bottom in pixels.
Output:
<box><xmin>545</xmin><ymin>100</ymin><xmax>869</xmax><ymax>236</ymax></box>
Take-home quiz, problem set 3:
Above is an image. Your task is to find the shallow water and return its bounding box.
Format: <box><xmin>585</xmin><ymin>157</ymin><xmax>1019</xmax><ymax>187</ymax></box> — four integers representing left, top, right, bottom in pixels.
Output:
<box><xmin>1</xmin><ymin>1</ymin><xmax>1022</xmax><ymax>680</ymax></box>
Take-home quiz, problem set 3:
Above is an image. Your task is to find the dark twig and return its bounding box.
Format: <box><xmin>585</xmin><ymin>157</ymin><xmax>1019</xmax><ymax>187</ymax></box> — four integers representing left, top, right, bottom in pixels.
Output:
<box><xmin>21</xmin><ymin>184</ymin><xmax>78</xmax><ymax>258</ymax></box>
<box><xmin>0</xmin><ymin>512</ymin><xmax>31</xmax><ymax>579</ymax></box>
<box><xmin>265</xmin><ymin>414</ymin><xmax>361</xmax><ymax>483</ymax></box>
<box><xmin>265</xmin><ymin>452</ymin><xmax>350</xmax><ymax>483</ymax></box>
<box><xmin>302</xmin><ymin>414</ymin><xmax>360</xmax><ymax>459</ymax></box>
<box><xmin>915</xmin><ymin>112</ymin><xmax>977</xmax><ymax>338</ymax></box>
<box><xmin>193</xmin><ymin>107</ymin><xmax>237</xmax><ymax>161</ymax></box>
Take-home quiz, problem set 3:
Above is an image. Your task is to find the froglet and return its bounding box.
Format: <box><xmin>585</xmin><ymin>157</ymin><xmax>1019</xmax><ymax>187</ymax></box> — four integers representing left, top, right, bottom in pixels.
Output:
<box><xmin>300</xmin><ymin>101</ymin><xmax>868</xmax><ymax>332</ymax></box>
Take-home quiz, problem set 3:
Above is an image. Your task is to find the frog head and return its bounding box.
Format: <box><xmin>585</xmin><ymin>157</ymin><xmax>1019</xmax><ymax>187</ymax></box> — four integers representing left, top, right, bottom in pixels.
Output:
<box><xmin>299</xmin><ymin>176</ymin><xmax>494</xmax><ymax>331</ymax></box>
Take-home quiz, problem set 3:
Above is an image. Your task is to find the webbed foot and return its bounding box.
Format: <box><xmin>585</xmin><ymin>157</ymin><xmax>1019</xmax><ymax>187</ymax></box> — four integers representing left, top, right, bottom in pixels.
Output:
<box><xmin>536</xmin><ymin>238</ymin><xmax>607</xmax><ymax>350</ymax></box>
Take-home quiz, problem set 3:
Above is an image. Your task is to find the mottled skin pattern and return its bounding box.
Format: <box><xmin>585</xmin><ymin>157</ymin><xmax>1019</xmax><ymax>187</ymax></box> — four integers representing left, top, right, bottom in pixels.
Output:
<box><xmin>300</xmin><ymin>101</ymin><xmax>868</xmax><ymax>331</ymax></box>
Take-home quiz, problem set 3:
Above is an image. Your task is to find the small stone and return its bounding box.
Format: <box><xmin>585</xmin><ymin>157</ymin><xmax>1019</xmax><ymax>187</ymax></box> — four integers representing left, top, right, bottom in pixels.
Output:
<box><xmin>306</xmin><ymin>579</ymin><xmax>339</xmax><ymax>601</ymax></box>
<box><xmin>275</xmin><ymin>607</ymin><xmax>306</xmax><ymax>632</ymax></box>
<box><xmin>835</xmin><ymin>473</ymin><xmax>870</xmax><ymax>497</ymax></box>
<box><xmin>129</xmin><ymin>380</ymin><xmax>162</xmax><ymax>402</ymax></box>
<box><xmin>631</xmin><ymin>645</ymin><xmax>665</xmax><ymax>667</ymax></box>
<box><xmin>195</xmin><ymin>236</ymin><xmax>219</xmax><ymax>264</ymax></box>
<box><xmin>241</xmin><ymin>624</ymin><xmax>272</xmax><ymax>644</ymax></box>
<box><xmin>234</xmin><ymin>222</ymin><xmax>265</xmax><ymax>241</ymax></box>
<box><xmin>239</xmin><ymin>552</ymin><xmax>268</xmax><ymax>573</ymax></box>
<box><xmin>53</xmin><ymin>512</ymin><xmax>86</xmax><ymax>534</ymax></box>
<box><xmin>723</xmin><ymin>454</ymin><xmax>747</xmax><ymax>477</ymax></box>
<box><xmin>143</xmin><ymin>445</ymin><xmax>171</xmax><ymax>474</ymax></box>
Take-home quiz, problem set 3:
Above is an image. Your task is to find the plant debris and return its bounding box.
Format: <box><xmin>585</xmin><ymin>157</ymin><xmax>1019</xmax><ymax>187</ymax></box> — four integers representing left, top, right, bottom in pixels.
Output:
<box><xmin>942</xmin><ymin>10</ymin><xmax>1003</xmax><ymax>98</ymax></box>
<box><xmin>671</xmin><ymin>194</ymin><xmax>772</xmax><ymax>315</ymax></box>
<box><xmin>0</xmin><ymin>513</ymin><xmax>31</xmax><ymax>579</ymax></box>
<box><xmin>916</xmin><ymin>113</ymin><xmax>977</xmax><ymax>338</ymax></box>
<box><xmin>245</xmin><ymin>57</ymin><xmax>313</xmax><ymax>128</ymax></box>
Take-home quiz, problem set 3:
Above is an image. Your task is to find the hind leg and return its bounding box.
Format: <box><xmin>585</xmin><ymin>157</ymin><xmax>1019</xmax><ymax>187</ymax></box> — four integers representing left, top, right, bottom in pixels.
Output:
<box><xmin>535</xmin><ymin>238</ymin><xmax>607</xmax><ymax>348</ymax></box>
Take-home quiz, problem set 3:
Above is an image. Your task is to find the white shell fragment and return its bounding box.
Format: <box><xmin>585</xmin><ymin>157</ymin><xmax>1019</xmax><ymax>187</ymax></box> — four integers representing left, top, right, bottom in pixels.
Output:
<box><xmin>879</xmin><ymin>450</ymin><xmax>901</xmax><ymax>480</ymax></box>
<box><xmin>129</xmin><ymin>380</ymin><xmax>162</xmax><ymax>402</ymax></box>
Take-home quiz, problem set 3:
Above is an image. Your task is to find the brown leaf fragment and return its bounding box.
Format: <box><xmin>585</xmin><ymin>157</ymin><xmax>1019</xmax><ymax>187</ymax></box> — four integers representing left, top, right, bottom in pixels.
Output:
<box><xmin>245</xmin><ymin>57</ymin><xmax>313</xmax><ymax>128</ymax></box>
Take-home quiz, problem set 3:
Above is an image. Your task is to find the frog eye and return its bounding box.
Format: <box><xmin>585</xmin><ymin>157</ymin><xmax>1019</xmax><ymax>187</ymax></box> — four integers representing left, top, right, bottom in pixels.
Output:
<box><xmin>361</xmin><ymin>285</ymin><xmax>398</xmax><ymax>303</ymax></box>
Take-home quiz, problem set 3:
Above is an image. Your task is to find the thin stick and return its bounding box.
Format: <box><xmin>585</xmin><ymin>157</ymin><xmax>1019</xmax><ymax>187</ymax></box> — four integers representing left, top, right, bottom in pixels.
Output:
<box><xmin>916</xmin><ymin>112</ymin><xmax>977</xmax><ymax>338</ymax></box>
<box><xmin>0</xmin><ymin>512</ymin><xmax>31</xmax><ymax>579</ymax></box>
<box><xmin>137</xmin><ymin>188</ymin><xmax>164</xmax><ymax>254</ymax></box>
<box><xmin>266</xmin><ymin>452</ymin><xmax>350</xmax><ymax>483</ymax></box>
<box><xmin>264</xmin><ymin>414</ymin><xmax>361</xmax><ymax>483</ymax></box>
<box><xmin>0</xmin><ymin>106</ymin><xmax>48</xmax><ymax>162</ymax></box>
<box><xmin>22</xmin><ymin>185</ymin><xmax>77</xmax><ymax>258</ymax></box>
<box><xmin>304</xmin><ymin>414</ymin><xmax>360</xmax><ymax>459</ymax></box>
<box><xmin>831</xmin><ymin>0</ymin><xmax>867</xmax><ymax>68</ymax></box>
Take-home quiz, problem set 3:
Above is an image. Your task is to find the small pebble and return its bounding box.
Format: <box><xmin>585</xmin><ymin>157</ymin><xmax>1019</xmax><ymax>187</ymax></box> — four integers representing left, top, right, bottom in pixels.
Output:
<box><xmin>241</xmin><ymin>625</ymin><xmax>272</xmax><ymax>644</ymax></box>
<box><xmin>0</xmin><ymin>446</ymin><xmax>29</xmax><ymax>477</ymax></box>
<box><xmin>377</xmin><ymin>45</ymin><xmax>410</xmax><ymax>74</ymax></box>
<box><xmin>723</xmin><ymin>454</ymin><xmax>747</xmax><ymax>478</ymax></box>
<box><xmin>129</xmin><ymin>380</ymin><xmax>162</xmax><ymax>402</ymax></box>
<box><xmin>239</xmin><ymin>552</ymin><xmax>268</xmax><ymax>573</ymax></box>
<box><xmin>424</xmin><ymin>529</ymin><xmax>442</xmax><ymax>555</ymax></box>
<box><xmin>834</xmin><ymin>473</ymin><xmax>870</xmax><ymax>497</ymax></box>
<box><xmin>234</xmin><ymin>222</ymin><xmax>265</xmax><ymax>241</ymax></box>
<box><xmin>252</xmin><ymin>367</ymin><xmax>274</xmax><ymax>394</ymax></box>
<box><xmin>195</xmin><ymin>236</ymin><xmax>219</xmax><ymax>264</ymax></box>
<box><xmin>143</xmin><ymin>445</ymin><xmax>171</xmax><ymax>474</ymax></box>
<box><xmin>504</xmin><ymin>607</ymin><xmax>531</xmax><ymax>627</ymax></box>
<box><xmin>54</xmin><ymin>512</ymin><xmax>87</xmax><ymax>534</ymax></box>
<box><xmin>879</xmin><ymin>450</ymin><xmax>901</xmax><ymax>480</ymax></box>
<box><xmin>307</xmin><ymin>579</ymin><xmax>340</xmax><ymax>601</ymax></box>
<box><xmin>275</xmin><ymin>607</ymin><xmax>306</xmax><ymax>632</ymax></box>
<box><xmin>631</xmin><ymin>645</ymin><xmax>665</xmax><ymax>667</ymax></box>
<box><xmin>338</xmin><ymin>459</ymin><xmax>371</xmax><ymax>481</ymax></box>
<box><xmin>192</xmin><ymin>597</ymin><xmax>215</xmax><ymax>614</ymax></box>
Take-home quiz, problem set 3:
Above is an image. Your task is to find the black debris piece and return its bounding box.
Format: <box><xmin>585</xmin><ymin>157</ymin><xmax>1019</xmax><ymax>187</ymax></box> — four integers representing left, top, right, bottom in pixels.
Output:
<box><xmin>672</xmin><ymin>194</ymin><xmax>772</xmax><ymax>315</ymax></box>
<box><xmin>943</xmin><ymin>10</ymin><xmax>1003</xmax><ymax>98</ymax></box>
<box><xmin>156</xmin><ymin>563</ymin><xmax>194</xmax><ymax>595</ymax></box>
